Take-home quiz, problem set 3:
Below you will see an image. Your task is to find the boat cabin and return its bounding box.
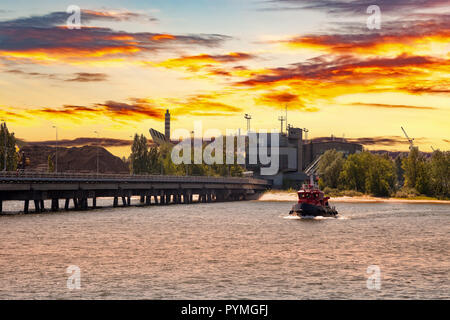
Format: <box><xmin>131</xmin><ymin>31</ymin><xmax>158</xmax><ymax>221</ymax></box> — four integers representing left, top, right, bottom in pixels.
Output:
<box><xmin>297</xmin><ymin>184</ymin><xmax>330</xmax><ymax>207</ymax></box>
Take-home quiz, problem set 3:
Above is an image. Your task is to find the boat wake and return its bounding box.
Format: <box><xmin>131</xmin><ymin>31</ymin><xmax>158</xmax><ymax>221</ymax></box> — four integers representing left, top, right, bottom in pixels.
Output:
<box><xmin>282</xmin><ymin>214</ymin><xmax>347</xmax><ymax>220</ymax></box>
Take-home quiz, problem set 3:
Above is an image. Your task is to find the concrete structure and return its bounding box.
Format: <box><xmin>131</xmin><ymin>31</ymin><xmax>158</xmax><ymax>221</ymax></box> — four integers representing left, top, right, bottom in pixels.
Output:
<box><xmin>0</xmin><ymin>172</ymin><xmax>269</xmax><ymax>214</ymax></box>
<box><xmin>246</xmin><ymin>127</ymin><xmax>363</xmax><ymax>187</ymax></box>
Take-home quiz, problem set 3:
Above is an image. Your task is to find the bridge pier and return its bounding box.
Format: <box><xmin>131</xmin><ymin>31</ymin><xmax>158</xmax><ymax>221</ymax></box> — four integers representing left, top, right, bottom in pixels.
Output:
<box><xmin>34</xmin><ymin>200</ymin><xmax>40</xmax><ymax>213</ymax></box>
<box><xmin>121</xmin><ymin>196</ymin><xmax>127</xmax><ymax>206</ymax></box>
<box><xmin>64</xmin><ymin>198</ymin><xmax>70</xmax><ymax>210</ymax></box>
<box><xmin>51</xmin><ymin>198</ymin><xmax>59</xmax><ymax>212</ymax></box>
<box><xmin>92</xmin><ymin>197</ymin><xmax>97</xmax><ymax>208</ymax></box>
<box><xmin>0</xmin><ymin>200</ymin><xmax>2</xmax><ymax>214</ymax></box>
<box><xmin>127</xmin><ymin>196</ymin><xmax>131</xmax><ymax>206</ymax></box>
<box><xmin>24</xmin><ymin>200</ymin><xmax>29</xmax><ymax>214</ymax></box>
<box><xmin>113</xmin><ymin>197</ymin><xmax>118</xmax><ymax>207</ymax></box>
<box><xmin>73</xmin><ymin>198</ymin><xmax>78</xmax><ymax>210</ymax></box>
<box><xmin>145</xmin><ymin>194</ymin><xmax>151</xmax><ymax>205</ymax></box>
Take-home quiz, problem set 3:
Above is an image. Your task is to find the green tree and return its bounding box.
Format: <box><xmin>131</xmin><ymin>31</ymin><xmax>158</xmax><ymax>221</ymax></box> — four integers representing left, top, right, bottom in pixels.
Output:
<box><xmin>402</xmin><ymin>147</ymin><xmax>431</xmax><ymax>195</ymax></box>
<box><xmin>130</xmin><ymin>134</ymin><xmax>150</xmax><ymax>174</ymax></box>
<box><xmin>339</xmin><ymin>152</ymin><xmax>372</xmax><ymax>192</ymax></box>
<box><xmin>365</xmin><ymin>155</ymin><xmax>396</xmax><ymax>196</ymax></box>
<box><xmin>429</xmin><ymin>150</ymin><xmax>450</xmax><ymax>198</ymax></box>
<box><xmin>317</xmin><ymin>149</ymin><xmax>345</xmax><ymax>188</ymax></box>
<box><xmin>0</xmin><ymin>122</ymin><xmax>18</xmax><ymax>171</ymax></box>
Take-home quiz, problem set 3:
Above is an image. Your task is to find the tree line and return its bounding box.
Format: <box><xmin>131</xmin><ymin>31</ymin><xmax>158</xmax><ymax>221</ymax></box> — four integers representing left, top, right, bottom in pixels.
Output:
<box><xmin>128</xmin><ymin>134</ymin><xmax>244</xmax><ymax>177</ymax></box>
<box><xmin>317</xmin><ymin>148</ymin><xmax>449</xmax><ymax>199</ymax></box>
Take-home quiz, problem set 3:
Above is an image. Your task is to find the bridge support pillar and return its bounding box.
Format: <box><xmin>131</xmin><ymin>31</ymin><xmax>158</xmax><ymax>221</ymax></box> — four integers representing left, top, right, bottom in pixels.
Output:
<box><xmin>145</xmin><ymin>194</ymin><xmax>151</xmax><ymax>205</ymax></box>
<box><xmin>73</xmin><ymin>198</ymin><xmax>79</xmax><ymax>210</ymax></box>
<box><xmin>51</xmin><ymin>198</ymin><xmax>59</xmax><ymax>212</ymax></box>
<box><xmin>64</xmin><ymin>199</ymin><xmax>70</xmax><ymax>210</ymax></box>
<box><xmin>153</xmin><ymin>194</ymin><xmax>159</xmax><ymax>205</ymax></box>
<box><xmin>0</xmin><ymin>200</ymin><xmax>2</xmax><ymax>214</ymax></box>
<box><xmin>122</xmin><ymin>196</ymin><xmax>127</xmax><ymax>206</ymax></box>
<box><xmin>40</xmin><ymin>199</ymin><xmax>45</xmax><ymax>211</ymax></box>
<box><xmin>24</xmin><ymin>200</ymin><xmax>29</xmax><ymax>214</ymax></box>
<box><xmin>92</xmin><ymin>197</ymin><xmax>97</xmax><ymax>208</ymax></box>
<box><xmin>127</xmin><ymin>196</ymin><xmax>131</xmax><ymax>206</ymax></box>
<box><xmin>206</xmin><ymin>193</ymin><xmax>212</xmax><ymax>203</ymax></box>
<box><xmin>34</xmin><ymin>200</ymin><xmax>40</xmax><ymax>213</ymax></box>
<box><xmin>113</xmin><ymin>197</ymin><xmax>118</xmax><ymax>207</ymax></box>
<box><xmin>140</xmin><ymin>195</ymin><xmax>145</xmax><ymax>203</ymax></box>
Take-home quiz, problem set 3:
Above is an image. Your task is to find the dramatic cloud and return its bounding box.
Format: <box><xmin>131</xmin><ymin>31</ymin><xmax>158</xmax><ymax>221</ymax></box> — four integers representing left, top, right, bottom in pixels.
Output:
<box><xmin>273</xmin><ymin>15</ymin><xmax>450</xmax><ymax>55</ymax></box>
<box><xmin>262</xmin><ymin>0</ymin><xmax>449</xmax><ymax>14</ymax></box>
<box><xmin>0</xmin><ymin>9</ymin><xmax>157</xmax><ymax>28</ymax></box>
<box><xmin>237</xmin><ymin>54</ymin><xmax>448</xmax><ymax>91</ymax></box>
<box><xmin>0</xmin><ymin>11</ymin><xmax>231</xmax><ymax>63</ymax></box>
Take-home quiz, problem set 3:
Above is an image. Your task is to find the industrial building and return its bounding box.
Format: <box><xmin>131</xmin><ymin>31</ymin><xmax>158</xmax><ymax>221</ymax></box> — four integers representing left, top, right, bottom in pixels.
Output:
<box><xmin>150</xmin><ymin>109</ymin><xmax>363</xmax><ymax>187</ymax></box>
<box><xmin>246</xmin><ymin>126</ymin><xmax>363</xmax><ymax>187</ymax></box>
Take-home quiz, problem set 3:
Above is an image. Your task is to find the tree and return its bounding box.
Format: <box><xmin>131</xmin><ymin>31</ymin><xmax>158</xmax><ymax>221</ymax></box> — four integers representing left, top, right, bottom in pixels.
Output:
<box><xmin>394</xmin><ymin>155</ymin><xmax>404</xmax><ymax>188</ymax></box>
<box><xmin>317</xmin><ymin>149</ymin><xmax>345</xmax><ymax>188</ymax></box>
<box><xmin>429</xmin><ymin>150</ymin><xmax>449</xmax><ymax>198</ymax></box>
<box><xmin>130</xmin><ymin>134</ymin><xmax>150</xmax><ymax>174</ymax></box>
<box><xmin>365</xmin><ymin>155</ymin><xmax>396</xmax><ymax>196</ymax></box>
<box><xmin>0</xmin><ymin>122</ymin><xmax>18</xmax><ymax>171</ymax></box>
<box><xmin>339</xmin><ymin>152</ymin><xmax>372</xmax><ymax>192</ymax></box>
<box><xmin>402</xmin><ymin>147</ymin><xmax>431</xmax><ymax>195</ymax></box>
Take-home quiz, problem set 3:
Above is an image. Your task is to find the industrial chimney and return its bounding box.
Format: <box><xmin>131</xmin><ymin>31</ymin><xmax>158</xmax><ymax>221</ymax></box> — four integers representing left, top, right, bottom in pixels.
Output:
<box><xmin>165</xmin><ymin>109</ymin><xmax>170</xmax><ymax>141</ymax></box>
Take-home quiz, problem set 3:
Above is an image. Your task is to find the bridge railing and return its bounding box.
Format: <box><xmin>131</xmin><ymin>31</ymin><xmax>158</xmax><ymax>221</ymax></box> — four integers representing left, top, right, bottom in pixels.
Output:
<box><xmin>0</xmin><ymin>171</ymin><xmax>270</xmax><ymax>186</ymax></box>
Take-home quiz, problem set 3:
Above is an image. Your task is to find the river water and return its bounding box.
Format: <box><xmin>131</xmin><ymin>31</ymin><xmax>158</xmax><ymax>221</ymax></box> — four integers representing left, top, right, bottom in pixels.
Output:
<box><xmin>0</xmin><ymin>199</ymin><xmax>449</xmax><ymax>299</ymax></box>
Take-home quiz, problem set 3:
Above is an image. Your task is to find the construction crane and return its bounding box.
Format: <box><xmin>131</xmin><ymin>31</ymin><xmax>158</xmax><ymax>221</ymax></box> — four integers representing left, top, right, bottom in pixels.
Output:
<box><xmin>401</xmin><ymin>126</ymin><xmax>416</xmax><ymax>151</ymax></box>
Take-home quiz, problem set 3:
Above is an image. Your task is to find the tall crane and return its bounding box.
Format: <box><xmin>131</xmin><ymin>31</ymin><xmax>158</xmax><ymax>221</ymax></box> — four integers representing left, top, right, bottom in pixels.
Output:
<box><xmin>401</xmin><ymin>126</ymin><xmax>415</xmax><ymax>151</ymax></box>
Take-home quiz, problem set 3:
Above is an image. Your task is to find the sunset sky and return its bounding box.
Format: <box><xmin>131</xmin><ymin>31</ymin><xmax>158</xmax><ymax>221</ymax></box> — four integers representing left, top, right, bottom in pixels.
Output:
<box><xmin>0</xmin><ymin>0</ymin><xmax>449</xmax><ymax>157</ymax></box>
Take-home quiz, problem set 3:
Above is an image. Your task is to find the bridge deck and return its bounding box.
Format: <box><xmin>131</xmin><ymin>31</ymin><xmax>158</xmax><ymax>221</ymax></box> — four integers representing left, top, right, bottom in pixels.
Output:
<box><xmin>0</xmin><ymin>172</ymin><xmax>270</xmax><ymax>213</ymax></box>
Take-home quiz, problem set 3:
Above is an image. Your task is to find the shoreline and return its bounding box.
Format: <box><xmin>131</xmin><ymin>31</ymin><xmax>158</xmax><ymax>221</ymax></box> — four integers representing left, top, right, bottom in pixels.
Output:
<box><xmin>257</xmin><ymin>192</ymin><xmax>450</xmax><ymax>204</ymax></box>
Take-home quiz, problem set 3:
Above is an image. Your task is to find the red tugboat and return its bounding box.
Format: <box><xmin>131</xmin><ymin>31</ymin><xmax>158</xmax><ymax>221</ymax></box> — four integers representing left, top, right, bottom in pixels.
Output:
<box><xmin>289</xmin><ymin>181</ymin><xmax>338</xmax><ymax>218</ymax></box>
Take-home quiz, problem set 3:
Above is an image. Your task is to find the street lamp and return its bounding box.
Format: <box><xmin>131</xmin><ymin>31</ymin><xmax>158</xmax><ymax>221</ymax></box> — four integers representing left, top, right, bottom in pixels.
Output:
<box><xmin>1</xmin><ymin>119</ymin><xmax>6</xmax><ymax>171</ymax></box>
<box><xmin>94</xmin><ymin>131</ymin><xmax>99</xmax><ymax>175</ymax></box>
<box><xmin>52</xmin><ymin>125</ymin><xmax>58</xmax><ymax>173</ymax></box>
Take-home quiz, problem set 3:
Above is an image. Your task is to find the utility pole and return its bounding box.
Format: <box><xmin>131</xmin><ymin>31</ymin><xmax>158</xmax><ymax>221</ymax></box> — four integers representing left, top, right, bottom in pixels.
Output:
<box><xmin>94</xmin><ymin>131</ymin><xmax>99</xmax><ymax>175</ymax></box>
<box><xmin>52</xmin><ymin>125</ymin><xmax>58</xmax><ymax>173</ymax></box>
<box><xmin>244</xmin><ymin>114</ymin><xmax>252</xmax><ymax>132</ymax></box>
<box><xmin>1</xmin><ymin>120</ymin><xmax>6</xmax><ymax>171</ymax></box>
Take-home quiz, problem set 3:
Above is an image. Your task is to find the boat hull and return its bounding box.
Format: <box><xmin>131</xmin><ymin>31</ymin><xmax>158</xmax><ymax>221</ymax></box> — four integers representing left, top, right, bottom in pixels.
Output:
<box><xmin>289</xmin><ymin>202</ymin><xmax>338</xmax><ymax>218</ymax></box>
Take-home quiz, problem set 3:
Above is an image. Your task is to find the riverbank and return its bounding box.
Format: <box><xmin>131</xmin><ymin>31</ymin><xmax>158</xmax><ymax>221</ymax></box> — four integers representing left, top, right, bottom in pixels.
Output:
<box><xmin>258</xmin><ymin>191</ymin><xmax>450</xmax><ymax>204</ymax></box>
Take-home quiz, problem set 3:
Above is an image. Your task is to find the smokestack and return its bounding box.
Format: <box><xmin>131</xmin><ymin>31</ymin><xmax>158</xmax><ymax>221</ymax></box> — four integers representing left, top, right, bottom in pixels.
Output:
<box><xmin>165</xmin><ymin>109</ymin><xmax>170</xmax><ymax>141</ymax></box>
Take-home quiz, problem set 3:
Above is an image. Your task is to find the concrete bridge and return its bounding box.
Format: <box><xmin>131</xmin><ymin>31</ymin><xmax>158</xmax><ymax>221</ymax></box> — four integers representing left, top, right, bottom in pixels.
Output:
<box><xmin>0</xmin><ymin>172</ymin><xmax>270</xmax><ymax>214</ymax></box>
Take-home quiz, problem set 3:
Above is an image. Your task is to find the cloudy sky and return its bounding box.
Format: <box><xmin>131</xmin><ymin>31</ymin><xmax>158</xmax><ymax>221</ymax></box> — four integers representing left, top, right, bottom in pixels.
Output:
<box><xmin>0</xmin><ymin>0</ymin><xmax>449</xmax><ymax>156</ymax></box>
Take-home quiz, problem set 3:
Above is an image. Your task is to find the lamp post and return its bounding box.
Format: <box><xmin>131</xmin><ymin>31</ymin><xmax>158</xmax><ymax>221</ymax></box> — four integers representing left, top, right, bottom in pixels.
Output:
<box><xmin>52</xmin><ymin>125</ymin><xmax>58</xmax><ymax>173</ymax></box>
<box><xmin>94</xmin><ymin>131</ymin><xmax>99</xmax><ymax>175</ymax></box>
<box><xmin>1</xmin><ymin>119</ymin><xmax>6</xmax><ymax>171</ymax></box>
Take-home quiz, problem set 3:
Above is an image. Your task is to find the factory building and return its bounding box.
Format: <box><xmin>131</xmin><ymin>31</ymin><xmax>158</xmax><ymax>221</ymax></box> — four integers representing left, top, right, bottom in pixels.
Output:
<box><xmin>247</xmin><ymin>126</ymin><xmax>362</xmax><ymax>187</ymax></box>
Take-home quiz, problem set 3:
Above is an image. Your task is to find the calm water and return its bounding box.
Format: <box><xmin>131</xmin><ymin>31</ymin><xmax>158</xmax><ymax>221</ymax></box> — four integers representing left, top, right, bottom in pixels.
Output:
<box><xmin>0</xmin><ymin>199</ymin><xmax>449</xmax><ymax>299</ymax></box>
